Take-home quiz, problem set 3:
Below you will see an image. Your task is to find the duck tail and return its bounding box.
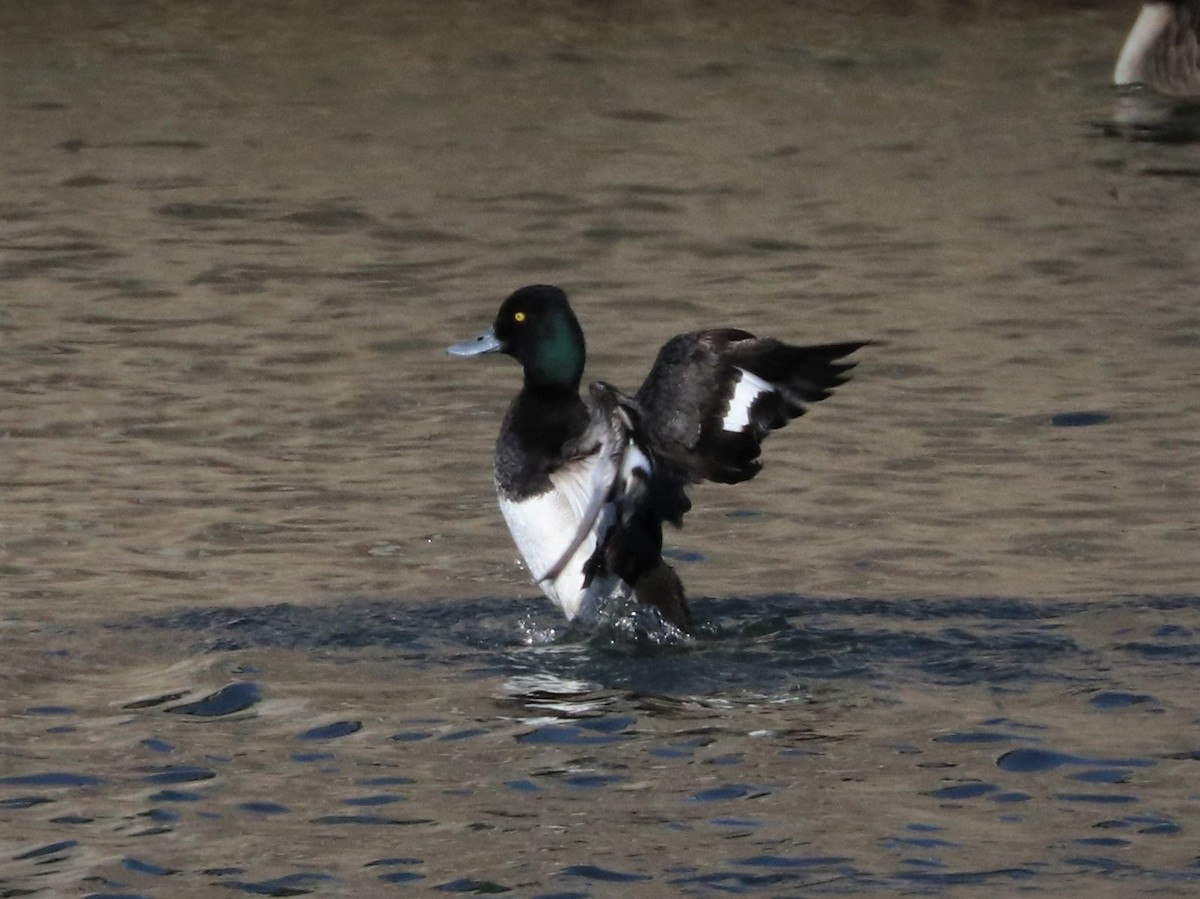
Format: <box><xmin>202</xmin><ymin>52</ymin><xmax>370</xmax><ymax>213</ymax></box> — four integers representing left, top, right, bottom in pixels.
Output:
<box><xmin>632</xmin><ymin>561</ymin><xmax>693</xmax><ymax>633</ymax></box>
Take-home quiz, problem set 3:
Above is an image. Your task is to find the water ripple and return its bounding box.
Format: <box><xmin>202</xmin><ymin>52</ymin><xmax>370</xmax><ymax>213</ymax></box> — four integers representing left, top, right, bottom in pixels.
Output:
<box><xmin>119</xmin><ymin>591</ymin><xmax>1135</xmax><ymax>699</ymax></box>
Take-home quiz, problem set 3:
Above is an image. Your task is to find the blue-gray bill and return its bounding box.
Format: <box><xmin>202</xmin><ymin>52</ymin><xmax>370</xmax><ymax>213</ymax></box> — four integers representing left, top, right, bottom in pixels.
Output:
<box><xmin>448</xmin><ymin>329</ymin><xmax>502</xmax><ymax>356</ymax></box>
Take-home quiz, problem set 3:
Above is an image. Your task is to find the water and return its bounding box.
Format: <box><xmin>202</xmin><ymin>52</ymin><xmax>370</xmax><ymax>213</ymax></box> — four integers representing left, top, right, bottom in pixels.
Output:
<box><xmin>3</xmin><ymin>0</ymin><xmax>1200</xmax><ymax>895</ymax></box>
<box><xmin>5</xmin><ymin>594</ymin><xmax>1200</xmax><ymax>896</ymax></box>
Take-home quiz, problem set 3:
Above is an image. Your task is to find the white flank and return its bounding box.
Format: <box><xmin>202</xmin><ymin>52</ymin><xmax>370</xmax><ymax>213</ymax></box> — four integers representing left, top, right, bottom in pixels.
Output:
<box><xmin>1115</xmin><ymin>4</ymin><xmax>1174</xmax><ymax>85</ymax></box>
<box><xmin>721</xmin><ymin>367</ymin><xmax>774</xmax><ymax>432</ymax></box>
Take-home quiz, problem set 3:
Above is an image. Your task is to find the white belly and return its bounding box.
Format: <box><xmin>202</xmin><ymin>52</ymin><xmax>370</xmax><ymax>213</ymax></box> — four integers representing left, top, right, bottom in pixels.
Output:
<box><xmin>496</xmin><ymin>446</ymin><xmax>630</xmax><ymax>622</ymax></box>
<box><xmin>498</xmin><ymin>493</ymin><xmax>605</xmax><ymax>620</ymax></box>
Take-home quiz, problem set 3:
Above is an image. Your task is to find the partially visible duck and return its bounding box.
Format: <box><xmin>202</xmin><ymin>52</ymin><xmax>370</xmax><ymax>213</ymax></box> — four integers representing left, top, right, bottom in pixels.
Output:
<box><xmin>448</xmin><ymin>284</ymin><xmax>867</xmax><ymax>634</ymax></box>
<box><xmin>1115</xmin><ymin>1</ymin><xmax>1200</xmax><ymax>95</ymax></box>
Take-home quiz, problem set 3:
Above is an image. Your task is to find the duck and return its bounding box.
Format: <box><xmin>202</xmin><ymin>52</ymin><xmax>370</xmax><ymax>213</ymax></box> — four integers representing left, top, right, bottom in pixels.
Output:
<box><xmin>1115</xmin><ymin>1</ymin><xmax>1200</xmax><ymax>96</ymax></box>
<box><xmin>448</xmin><ymin>284</ymin><xmax>867</xmax><ymax>634</ymax></box>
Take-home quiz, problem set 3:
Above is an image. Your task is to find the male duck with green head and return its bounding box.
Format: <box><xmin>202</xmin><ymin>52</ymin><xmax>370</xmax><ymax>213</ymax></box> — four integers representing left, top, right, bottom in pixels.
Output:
<box><xmin>449</xmin><ymin>285</ymin><xmax>866</xmax><ymax>634</ymax></box>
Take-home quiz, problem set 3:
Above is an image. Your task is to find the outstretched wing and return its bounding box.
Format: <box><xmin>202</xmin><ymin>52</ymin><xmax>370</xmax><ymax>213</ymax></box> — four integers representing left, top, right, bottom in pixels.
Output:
<box><xmin>634</xmin><ymin>330</ymin><xmax>868</xmax><ymax>484</ymax></box>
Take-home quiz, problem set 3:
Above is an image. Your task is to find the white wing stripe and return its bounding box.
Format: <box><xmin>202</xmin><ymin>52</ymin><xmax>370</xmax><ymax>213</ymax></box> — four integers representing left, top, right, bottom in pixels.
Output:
<box><xmin>722</xmin><ymin>367</ymin><xmax>774</xmax><ymax>432</ymax></box>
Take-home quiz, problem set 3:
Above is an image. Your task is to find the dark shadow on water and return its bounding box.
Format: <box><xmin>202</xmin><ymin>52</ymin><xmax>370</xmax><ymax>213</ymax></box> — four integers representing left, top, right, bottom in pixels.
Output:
<box><xmin>1097</xmin><ymin>90</ymin><xmax>1200</xmax><ymax>146</ymax></box>
<box><xmin>119</xmin><ymin>593</ymin><xmax>1200</xmax><ymax>699</ymax></box>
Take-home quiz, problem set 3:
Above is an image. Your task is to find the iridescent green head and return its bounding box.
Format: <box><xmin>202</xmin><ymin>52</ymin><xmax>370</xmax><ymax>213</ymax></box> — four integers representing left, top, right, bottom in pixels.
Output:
<box><xmin>448</xmin><ymin>284</ymin><xmax>586</xmax><ymax>392</ymax></box>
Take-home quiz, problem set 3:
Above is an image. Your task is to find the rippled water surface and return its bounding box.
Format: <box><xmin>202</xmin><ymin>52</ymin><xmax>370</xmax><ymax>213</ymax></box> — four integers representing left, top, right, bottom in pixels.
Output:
<box><xmin>3</xmin><ymin>0</ymin><xmax>1200</xmax><ymax>895</ymax></box>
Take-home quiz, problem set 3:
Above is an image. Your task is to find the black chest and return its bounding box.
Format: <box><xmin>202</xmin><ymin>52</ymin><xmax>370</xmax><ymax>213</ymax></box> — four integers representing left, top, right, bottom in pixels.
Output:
<box><xmin>494</xmin><ymin>390</ymin><xmax>590</xmax><ymax>499</ymax></box>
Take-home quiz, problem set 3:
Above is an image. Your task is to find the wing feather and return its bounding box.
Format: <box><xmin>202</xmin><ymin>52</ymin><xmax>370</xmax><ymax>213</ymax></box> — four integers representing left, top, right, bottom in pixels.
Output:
<box><xmin>634</xmin><ymin>331</ymin><xmax>868</xmax><ymax>484</ymax></box>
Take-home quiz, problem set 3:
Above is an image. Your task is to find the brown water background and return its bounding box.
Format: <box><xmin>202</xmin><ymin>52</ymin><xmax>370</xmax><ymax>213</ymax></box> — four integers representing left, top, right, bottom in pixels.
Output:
<box><xmin>3</xmin><ymin>1</ymin><xmax>1199</xmax><ymax>896</ymax></box>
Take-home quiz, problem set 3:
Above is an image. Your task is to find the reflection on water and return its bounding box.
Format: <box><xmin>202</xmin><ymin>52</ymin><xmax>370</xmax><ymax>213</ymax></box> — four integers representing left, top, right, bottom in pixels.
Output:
<box><xmin>3</xmin><ymin>0</ymin><xmax>1200</xmax><ymax>895</ymax></box>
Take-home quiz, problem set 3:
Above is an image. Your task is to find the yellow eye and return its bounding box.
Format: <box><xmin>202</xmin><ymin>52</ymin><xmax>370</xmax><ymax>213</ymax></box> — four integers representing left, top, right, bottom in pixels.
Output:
<box><xmin>514</xmin><ymin>311</ymin><xmax>526</xmax><ymax>323</ymax></box>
